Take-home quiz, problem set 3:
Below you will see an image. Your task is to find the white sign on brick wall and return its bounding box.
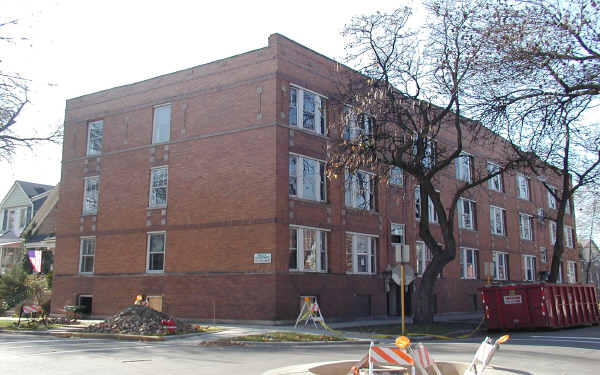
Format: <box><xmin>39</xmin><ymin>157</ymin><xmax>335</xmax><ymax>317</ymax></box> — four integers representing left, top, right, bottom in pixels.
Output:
<box><xmin>253</xmin><ymin>253</ymin><xmax>272</xmax><ymax>264</ymax></box>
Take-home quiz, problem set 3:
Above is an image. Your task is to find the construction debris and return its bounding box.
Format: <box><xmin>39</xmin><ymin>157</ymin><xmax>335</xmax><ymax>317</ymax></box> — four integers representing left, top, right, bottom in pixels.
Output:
<box><xmin>85</xmin><ymin>305</ymin><xmax>193</xmax><ymax>335</ymax></box>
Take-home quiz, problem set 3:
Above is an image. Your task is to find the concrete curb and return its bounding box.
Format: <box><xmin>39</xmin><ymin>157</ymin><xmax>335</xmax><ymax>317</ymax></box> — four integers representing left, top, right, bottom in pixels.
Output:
<box><xmin>49</xmin><ymin>330</ymin><xmax>217</xmax><ymax>341</ymax></box>
<box><xmin>205</xmin><ymin>339</ymin><xmax>374</xmax><ymax>347</ymax></box>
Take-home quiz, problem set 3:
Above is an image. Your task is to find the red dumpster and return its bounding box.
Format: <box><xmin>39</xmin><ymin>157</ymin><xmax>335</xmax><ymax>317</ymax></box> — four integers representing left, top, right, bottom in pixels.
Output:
<box><xmin>481</xmin><ymin>283</ymin><xmax>600</xmax><ymax>330</ymax></box>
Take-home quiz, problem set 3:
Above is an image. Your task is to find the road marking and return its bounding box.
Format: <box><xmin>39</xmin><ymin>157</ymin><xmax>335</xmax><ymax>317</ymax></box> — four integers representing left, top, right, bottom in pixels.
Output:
<box><xmin>511</xmin><ymin>338</ymin><xmax>600</xmax><ymax>345</ymax></box>
<box><xmin>529</xmin><ymin>336</ymin><xmax>600</xmax><ymax>341</ymax></box>
<box><xmin>0</xmin><ymin>338</ymin><xmax>99</xmax><ymax>345</ymax></box>
<box><xmin>30</xmin><ymin>345</ymin><xmax>154</xmax><ymax>355</ymax></box>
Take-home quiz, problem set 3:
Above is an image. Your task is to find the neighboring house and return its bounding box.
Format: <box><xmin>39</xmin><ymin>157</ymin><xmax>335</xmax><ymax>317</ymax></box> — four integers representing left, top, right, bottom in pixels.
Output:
<box><xmin>22</xmin><ymin>185</ymin><xmax>59</xmax><ymax>273</ymax></box>
<box><xmin>52</xmin><ymin>34</ymin><xmax>581</xmax><ymax>320</ymax></box>
<box><xmin>0</xmin><ymin>181</ymin><xmax>54</xmax><ymax>274</ymax></box>
<box><xmin>578</xmin><ymin>240</ymin><xmax>600</xmax><ymax>292</ymax></box>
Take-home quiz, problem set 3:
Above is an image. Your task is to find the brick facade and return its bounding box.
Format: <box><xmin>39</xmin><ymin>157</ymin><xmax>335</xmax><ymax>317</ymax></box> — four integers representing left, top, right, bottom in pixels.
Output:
<box><xmin>52</xmin><ymin>34</ymin><xmax>580</xmax><ymax>321</ymax></box>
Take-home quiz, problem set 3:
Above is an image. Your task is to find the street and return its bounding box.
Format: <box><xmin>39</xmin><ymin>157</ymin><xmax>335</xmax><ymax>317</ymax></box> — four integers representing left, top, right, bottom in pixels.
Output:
<box><xmin>0</xmin><ymin>326</ymin><xmax>599</xmax><ymax>374</ymax></box>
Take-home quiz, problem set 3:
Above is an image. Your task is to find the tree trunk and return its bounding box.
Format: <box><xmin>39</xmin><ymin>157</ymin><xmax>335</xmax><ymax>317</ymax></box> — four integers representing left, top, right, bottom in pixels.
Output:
<box><xmin>413</xmin><ymin>273</ymin><xmax>435</xmax><ymax>324</ymax></box>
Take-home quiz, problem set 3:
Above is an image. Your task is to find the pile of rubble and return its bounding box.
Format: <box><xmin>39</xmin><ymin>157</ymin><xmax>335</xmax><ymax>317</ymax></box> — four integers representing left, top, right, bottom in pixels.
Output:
<box><xmin>85</xmin><ymin>305</ymin><xmax>193</xmax><ymax>335</ymax></box>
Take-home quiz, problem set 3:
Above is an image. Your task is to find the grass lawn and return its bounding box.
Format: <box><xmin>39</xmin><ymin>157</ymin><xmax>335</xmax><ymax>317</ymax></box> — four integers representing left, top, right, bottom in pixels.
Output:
<box><xmin>0</xmin><ymin>320</ymin><xmax>60</xmax><ymax>331</ymax></box>
<box><xmin>224</xmin><ymin>331</ymin><xmax>348</xmax><ymax>342</ymax></box>
<box><xmin>345</xmin><ymin>322</ymin><xmax>480</xmax><ymax>338</ymax></box>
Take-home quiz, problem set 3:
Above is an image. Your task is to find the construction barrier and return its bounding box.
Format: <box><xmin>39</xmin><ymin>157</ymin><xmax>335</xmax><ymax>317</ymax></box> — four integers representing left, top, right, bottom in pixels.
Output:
<box><xmin>464</xmin><ymin>335</ymin><xmax>509</xmax><ymax>375</ymax></box>
<box><xmin>22</xmin><ymin>304</ymin><xmax>42</xmax><ymax>314</ymax></box>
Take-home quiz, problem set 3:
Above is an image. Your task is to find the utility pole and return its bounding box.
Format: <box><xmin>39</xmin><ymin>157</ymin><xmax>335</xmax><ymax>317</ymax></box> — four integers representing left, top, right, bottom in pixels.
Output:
<box><xmin>586</xmin><ymin>199</ymin><xmax>597</xmax><ymax>283</ymax></box>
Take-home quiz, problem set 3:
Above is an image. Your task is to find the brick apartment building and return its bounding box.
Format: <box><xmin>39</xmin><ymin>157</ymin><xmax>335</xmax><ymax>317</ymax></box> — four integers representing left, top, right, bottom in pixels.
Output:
<box><xmin>51</xmin><ymin>34</ymin><xmax>581</xmax><ymax>321</ymax></box>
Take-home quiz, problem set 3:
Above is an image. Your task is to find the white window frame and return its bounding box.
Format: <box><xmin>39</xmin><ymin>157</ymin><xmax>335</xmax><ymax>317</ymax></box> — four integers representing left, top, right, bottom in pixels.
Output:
<box><xmin>567</xmin><ymin>261</ymin><xmax>577</xmax><ymax>283</ymax></box>
<box><xmin>82</xmin><ymin>176</ymin><xmax>99</xmax><ymax>215</ymax></box>
<box><xmin>289</xmin><ymin>85</ymin><xmax>326</xmax><ymax>135</ymax></box>
<box><xmin>516</xmin><ymin>174</ymin><xmax>530</xmax><ymax>200</ymax></box>
<box><xmin>564</xmin><ymin>226</ymin><xmax>574</xmax><ymax>248</ymax></box>
<box><xmin>152</xmin><ymin>104</ymin><xmax>171</xmax><ymax>144</ymax></box>
<box><xmin>519</xmin><ymin>213</ymin><xmax>533</xmax><ymax>241</ymax></box>
<box><xmin>149</xmin><ymin>166</ymin><xmax>168</xmax><ymax>208</ymax></box>
<box><xmin>490</xmin><ymin>205</ymin><xmax>505</xmax><ymax>236</ymax></box>
<box><xmin>288</xmin><ymin>225</ymin><xmax>328</xmax><ymax>272</ymax></box>
<box><xmin>458</xmin><ymin>198</ymin><xmax>475</xmax><ymax>230</ymax></box>
<box><xmin>411</xmin><ymin>137</ymin><xmax>436</xmax><ymax>169</ymax></box>
<box><xmin>540</xmin><ymin>247</ymin><xmax>547</xmax><ymax>263</ymax></box>
<box><xmin>523</xmin><ymin>255</ymin><xmax>536</xmax><ymax>281</ymax></box>
<box><xmin>346</xmin><ymin>232</ymin><xmax>377</xmax><ymax>275</ymax></box>
<box><xmin>547</xmin><ymin>186</ymin><xmax>557</xmax><ymax>209</ymax></box>
<box><xmin>549</xmin><ymin>220</ymin><xmax>557</xmax><ymax>245</ymax></box>
<box><xmin>146</xmin><ymin>231</ymin><xmax>166</xmax><ymax>273</ymax></box>
<box><xmin>345</xmin><ymin>169</ymin><xmax>374</xmax><ymax>210</ymax></box>
<box><xmin>492</xmin><ymin>251</ymin><xmax>508</xmax><ymax>281</ymax></box>
<box><xmin>289</xmin><ymin>154</ymin><xmax>326</xmax><ymax>202</ymax></box>
<box><xmin>86</xmin><ymin>120</ymin><xmax>103</xmax><ymax>156</ymax></box>
<box><xmin>415</xmin><ymin>186</ymin><xmax>438</xmax><ymax>223</ymax></box>
<box><xmin>455</xmin><ymin>152</ymin><xmax>472</xmax><ymax>182</ymax></box>
<box><xmin>557</xmin><ymin>263</ymin><xmax>564</xmax><ymax>283</ymax></box>
<box><xmin>565</xmin><ymin>199</ymin><xmax>571</xmax><ymax>215</ymax></box>
<box><xmin>389</xmin><ymin>167</ymin><xmax>403</xmax><ymax>186</ymax></box>
<box><xmin>79</xmin><ymin>237</ymin><xmax>95</xmax><ymax>274</ymax></box>
<box><xmin>343</xmin><ymin>107</ymin><xmax>372</xmax><ymax>141</ymax></box>
<box><xmin>415</xmin><ymin>241</ymin><xmax>432</xmax><ymax>276</ymax></box>
<box><xmin>460</xmin><ymin>247</ymin><xmax>479</xmax><ymax>279</ymax></box>
<box><xmin>487</xmin><ymin>162</ymin><xmax>502</xmax><ymax>192</ymax></box>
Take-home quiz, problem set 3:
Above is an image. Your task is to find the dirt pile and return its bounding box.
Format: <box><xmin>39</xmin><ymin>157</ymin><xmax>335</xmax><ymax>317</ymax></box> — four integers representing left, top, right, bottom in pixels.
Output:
<box><xmin>85</xmin><ymin>305</ymin><xmax>193</xmax><ymax>335</ymax></box>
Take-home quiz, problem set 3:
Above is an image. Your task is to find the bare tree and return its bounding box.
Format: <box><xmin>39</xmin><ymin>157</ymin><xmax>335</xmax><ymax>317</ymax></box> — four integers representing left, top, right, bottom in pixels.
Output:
<box><xmin>470</xmin><ymin>0</ymin><xmax>600</xmax><ymax>282</ymax></box>
<box><xmin>329</xmin><ymin>1</ymin><xmax>525</xmax><ymax>323</ymax></box>
<box><xmin>0</xmin><ymin>19</ymin><xmax>61</xmax><ymax>162</ymax></box>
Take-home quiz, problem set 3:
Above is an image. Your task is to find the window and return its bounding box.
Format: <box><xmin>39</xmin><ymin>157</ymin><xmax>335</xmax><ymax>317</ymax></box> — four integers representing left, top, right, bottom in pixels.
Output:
<box><xmin>149</xmin><ymin>167</ymin><xmax>168</xmax><ymax>208</ymax></box>
<box><xmin>7</xmin><ymin>209</ymin><xmax>15</xmax><ymax>233</ymax></box>
<box><xmin>492</xmin><ymin>251</ymin><xmax>508</xmax><ymax>280</ymax></box>
<box><xmin>565</xmin><ymin>199</ymin><xmax>571</xmax><ymax>215</ymax></box>
<box><xmin>152</xmin><ymin>104</ymin><xmax>171</xmax><ymax>143</ymax></box>
<box><xmin>147</xmin><ymin>232</ymin><xmax>165</xmax><ymax>272</ymax></box>
<box><xmin>487</xmin><ymin>162</ymin><xmax>502</xmax><ymax>192</ymax></box>
<box><xmin>79</xmin><ymin>237</ymin><xmax>95</xmax><ymax>274</ymax></box>
<box><xmin>458</xmin><ymin>198</ymin><xmax>475</xmax><ymax>230</ymax></box>
<box><xmin>490</xmin><ymin>206</ymin><xmax>505</xmax><ymax>236</ymax></box>
<box><xmin>415</xmin><ymin>186</ymin><xmax>438</xmax><ymax>223</ymax></box>
<box><xmin>82</xmin><ymin>176</ymin><xmax>99</xmax><ymax>215</ymax></box>
<box><xmin>345</xmin><ymin>233</ymin><xmax>376</xmax><ymax>274</ymax></box>
<box><xmin>415</xmin><ymin>241</ymin><xmax>432</xmax><ymax>276</ymax></box>
<box><xmin>460</xmin><ymin>247</ymin><xmax>479</xmax><ymax>279</ymax></box>
<box><xmin>564</xmin><ymin>226</ymin><xmax>574</xmax><ymax>248</ymax></box>
<box><xmin>390</xmin><ymin>223</ymin><xmax>405</xmax><ymax>244</ymax></box>
<box><xmin>411</xmin><ymin>137</ymin><xmax>435</xmax><ymax>169</ymax></box>
<box><xmin>523</xmin><ymin>255</ymin><xmax>536</xmax><ymax>281</ymax></box>
<box><xmin>557</xmin><ymin>263</ymin><xmax>564</xmax><ymax>283</ymax></box>
<box><xmin>18</xmin><ymin>207</ymin><xmax>27</xmax><ymax>229</ymax></box>
<box><xmin>343</xmin><ymin>108</ymin><xmax>372</xmax><ymax>141</ymax></box>
<box><xmin>389</xmin><ymin>167</ymin><xmax>403</xmax><ymax>186</ymax></box>
<box><xmin>289</xmin><ymin>226</ymin><xmax>328</xmax><ymax>272</ymax></box>
<box><xmin>345</xmin><ymin>170</ymin><xmax>374</xmax><ymax>210</ymax></box>
<box><xmin>547</xmin><ymin>186</ymin><xmax>557</xmax><ymax>209</ymax></box>
<box><xmin>567</xmin><ymin>261</ymin><xmax>577</xmax><ymax>283</ymax></box>
<box><xmin>519</xmin><ymin>213</ymin><xmax>533</xmax><ymax>241</ymax></box>
<box><xmin>540</xmin><ymin>247</ymin><xmax>547</xmax><ymax>263</ymax></box>
<box><xmin>86</xmin><ymin>120</ymin><xmax>103</xmax><ymax>156</ymax></box>
<box><xmin>549</xmin><ymin>220</ymin><xmax>557</xmax><ymax>245</ymax></box>
<box><xmin>289</xmin><ymin>155</ymin><xmax>326</xmax><ymax>201</ymax></box>
<box><xmin>289</xmin><ymin>86</ymin><xmax>326</xmax><ymax>135</ymax></box>
<box><xmin>455</xmin><ymin>153</ymin><xmax>472</xmax><ymax>182</ymax></box>
<box><xmin>516</xmin><ymin>174</ymin><xmax>529</xmax><ymax>200</ymax></box>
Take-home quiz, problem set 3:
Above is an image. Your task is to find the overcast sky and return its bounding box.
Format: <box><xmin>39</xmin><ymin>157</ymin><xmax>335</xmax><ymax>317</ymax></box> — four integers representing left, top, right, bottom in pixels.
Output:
<box><xmin>1</xmin><ymin>0</ymin><xmax>404</xmax><ymax>198</ymax></box>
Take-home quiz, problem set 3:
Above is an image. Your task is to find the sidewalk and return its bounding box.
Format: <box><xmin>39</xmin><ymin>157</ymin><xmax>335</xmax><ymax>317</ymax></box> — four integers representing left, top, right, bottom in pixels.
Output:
<box><xmin>1</xmin><ymin>312</ymin><xmax>483</xmax><ymax>344</ymax></box>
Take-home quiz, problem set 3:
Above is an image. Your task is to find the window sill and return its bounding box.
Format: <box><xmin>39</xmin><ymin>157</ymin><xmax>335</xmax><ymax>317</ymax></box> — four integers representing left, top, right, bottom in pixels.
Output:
<box><xmin>86</xmin><ymin>152</ymin><xmax>101</xmax><ymax>157</ymax></box>
<box><xmin>289</xmin><ymin>269</ymin><xmax>327</xmax><ymax>273</ymax></box>
<box><xmin>459</xmin><ymin>227</ymin><xmax>477</xmax><ymax>232</ymax></box>
<box><xmin>81</xmin><ymin>213</ymin><xmax>97</xmax><ymax>217</ymax></box>
<box><xmin>345</xmin><ymin>272</ymin><xmax>376</xmax><ymax>276</ymax></box>
<box><xmin>79</xmin><ymin>272</ymin><xmax>94</xmax><ymax>276</ymax></box>
<box><xmin>287</xmin><ymin>124</ymin><xmax>328</xmax><ymax>139</ymax></box>
<box><xmin>147</xmin><ymin>205</ymin><xmax>167</xmax><ymax>210</ymax></box>
<box><xmin>345</xmin><ymin>206</ymin><xmax>378</xmax><ymax>215</ymax></box>
<box><xmin>146</xmin><ymin>270</ymin><xmax>164</xmax><ymax>274</ymax></box>
<box><xmin>491</xmin><ymin>233</ymin><xmax>506</xmax><ymax>238</ymax></box>
<box><xmin>151</xmin><ymin>140</ymin><xmax>170</xmax><ymax>145</ymax></box>
<box><xmin>289</xmin><ymin>196</ymin><xmax>328</xmax><ymax>205</ymax></box>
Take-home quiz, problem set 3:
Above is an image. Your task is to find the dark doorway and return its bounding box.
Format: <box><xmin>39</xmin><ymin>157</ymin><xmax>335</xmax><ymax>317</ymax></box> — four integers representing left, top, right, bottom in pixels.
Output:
<box><xmin>78</xmin><ymin>295</ymin><xmax>92</xmax><ymax>315</ymax></box>
<box><xmin>387</xmin><ymin>283</ymin><xmax>412</xmax><ymax>316</ymax></box>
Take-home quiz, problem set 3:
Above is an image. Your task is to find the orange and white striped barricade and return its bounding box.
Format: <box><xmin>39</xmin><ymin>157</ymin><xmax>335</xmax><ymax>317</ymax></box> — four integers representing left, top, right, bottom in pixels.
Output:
<box><xmin>347</xmin><ymin>342</ymin><xmax>415</xmax><ymax>375</ymax></box>
<box><xmin>369</xmin><ymin>342</ymin><xmax>415</xmax><ymax>375</ymax></box>
<box><xmin>464</xmin><ymin>335</ymin><xmax>509</xmax><ymax>375</ymax></box>
<box><xmin>22</xmin><ymin>304</ymin><xmax>42</xmax><ymax>314</ymax></box>
<box><xmin>408</xmin><ymin>343</ymin><xmax>442</xmax><ymax>375</ymax></box>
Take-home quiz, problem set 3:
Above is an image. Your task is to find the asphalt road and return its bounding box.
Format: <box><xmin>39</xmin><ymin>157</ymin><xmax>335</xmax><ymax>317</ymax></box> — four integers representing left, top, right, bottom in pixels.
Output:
<box><xmin>0</xmin><ymin>326</ymin><xmax>599</xmax><ymax>374</ymax></box>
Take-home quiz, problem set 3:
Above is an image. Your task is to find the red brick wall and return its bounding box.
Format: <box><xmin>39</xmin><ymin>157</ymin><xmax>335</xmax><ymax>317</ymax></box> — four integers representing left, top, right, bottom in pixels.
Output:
<box><xmin>52</xmin><ymin>33</ymin><xmax>580</xmax><ymax>321</ymax></box>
